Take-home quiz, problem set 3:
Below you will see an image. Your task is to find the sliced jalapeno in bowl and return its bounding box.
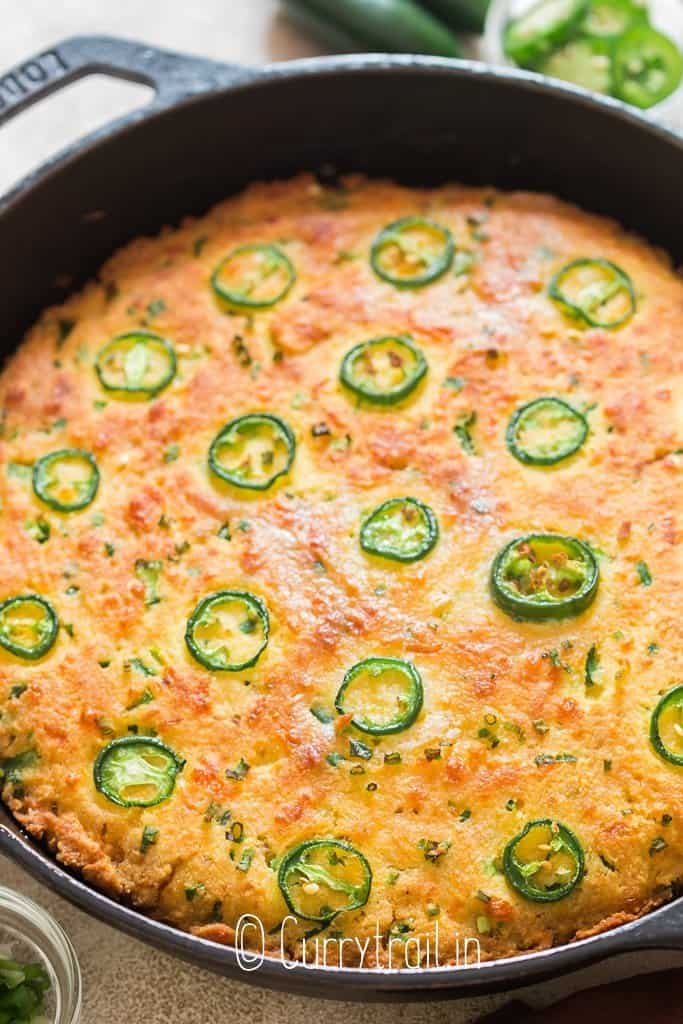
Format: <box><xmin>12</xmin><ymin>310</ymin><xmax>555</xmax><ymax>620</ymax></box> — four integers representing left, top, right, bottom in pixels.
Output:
<box><xmin>185</xmin><ymin>590</ymin><xmax>269</xmax><ymax>672</ymax></box>
<box><xmin>95</xmin><ymin>331</ymin><xmax>177</xmax><ymax>397</ymax></box>
<box><xmin>340</xmin><ymin>336</ymin><xmax>428</xmax><ymax>405</ymax></box>
<box><xmin>211</xmin><ymin>243</ymin><xmax>296</xmax><ymax>308</ymax></box>
<box><xmin>506</xmin><ymin>397</ymin><xmax>588</xmax><ymax>465</ymax></box>
<box><xmin>278</xmin><ymin>838</ymin><xmax>372</xmax><ymax>922</ymax></box>
<box><xmin>335</xmin><ymin>656</ymin><xmax>424</xmax><ymax>736</ymax></box>
<box><xmin>370</xmin><ymin>216</ymin><xmax>454</xmax><ymax>287</ymax></box>
<box><xmin>538</xmin><ymin>37</ymin><xmax>613</xmax><ymax>93</ymax></box>
<box><xmin>504</xmin><ymin>819</ymin><xmax>585</xmax><ymax>902</ymax></box>
<box><xmin>580</xmin><ymin>0</ymin><xmax>646</xmax><ymax>40</ymax></box>
<box><xmin>208</xmin><ymin>413</ymin><xmax>295</xmax><ymax>490</ymax></box>
<box><xmin>491</xmin><ymin>533</ymin><xmax>599</xmax><ymax>621</ymax></box>
<box><xmin>613</xmin><ymin>25</ymin><xmax>683</xmax><ymax>109</ymax></box>
<box><xmin>32</xmin><ymin>448</ymin><xmax>100</xmax><ymax>512</ymax></box>
<box><xmin>0</xmin><ymin>595</ymin><xmax>58</xmax><ymax>660</ymax></box>
<box><xmin>650</xmin><ymin>685</ymin><xmax>683</xmax><ymax>767</ymax></box>
<box><xmin>360</xmin><ymin>496</ymin><xmax>438</xmax><ymax>562</ymax></box>
<box><xmin>94</xmin><ymin>736</ymin><xmax>184</xmax><ymax>807</ymax></box>
<box><xmin>503</xmin><ymin>0</ymin><xmax>589</xmax><ymax>67</ymax></box>
<box><xmin>549</xmin><ymin>258</ymin><xmax>636</xmax><ymax>328</ymax></box>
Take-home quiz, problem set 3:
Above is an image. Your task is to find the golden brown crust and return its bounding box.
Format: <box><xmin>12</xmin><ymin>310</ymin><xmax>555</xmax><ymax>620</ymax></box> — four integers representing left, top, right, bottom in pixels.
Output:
<box><xmin>0</xmin><ymin>174</ymin><xmax>681</xmax><ymax>967</ymax></box>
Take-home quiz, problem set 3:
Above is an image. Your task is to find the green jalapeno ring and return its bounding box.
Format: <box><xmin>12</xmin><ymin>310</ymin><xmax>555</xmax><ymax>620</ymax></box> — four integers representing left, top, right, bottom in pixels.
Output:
<box><xmin>506</xmin><ymin>397</ymin><xmax>589</xmax><ymax>466</ymax></box>
<box><xmin>185</xmin><ymin>589</ymin><xmax>270</xmax><ymax>672</ymax></box>
<box><xmin>277</xmin><ymin>838</ymin><xmax>372</xmax><ymax>922</ymax></box>
<box><xmin>650</xmin><ymin>685</ymin><xmax>683</xmax><ymax>767</ymax></box>
<box><xmin>95</xmin><ymin>331</ymin><xmax>177</xmax><ymax>397</ymax></box>
<box><xmin>335</xmin><ymin>656</ymin><xmax>424</xmax><ymax>736</ymax></box>
<box><xmin>32</xmin><ymin>448</ymin><xmax>100</xmax><ymax>512</ymax></box>
<box><xmin>211</xmin><ymin>243</ymin><xmax>296</xmax><ymax>309</ymax></box>
<box><xmin>549</xmin><ymin>258</ymin><xmax>636</xmax><ymax>329</ymax></box>
<box><xmin>94</xmin><ymin>736</ymin><xmax>184</xmax><ymax>808</ymax></box>
<box><xmin>340</xmin><ymin>336</ymin><xmax>428</xmax><ymax>406</ymax></box>
<box><xmin>613</xmin><ymin>25</ymin><xmax>683</xmax><ymax>109</ymax></box>
<box><xmin>0</xmin><ymin>595</ymin><xmax>59</xmax><ymax>661</ymax></box>
<box><xmin>370</xmin><ymin>216</ymin><xmax>454</xmax><ymax>288</ymax></box>
<box><xmin>504</xmin><ymin>818</ymin><xmax>585</xmax><ymax>902</ymax></box>
<box><xmin>504</xmin><ymin>0</ymin><xmax>589</xmax><ymax>68</ymax></box>
<box><xmin>208</xmin><ymin>413</ymin><xmax>296</xmax><ymax>491</ymax></box>
<box><xmin>490</xmin><ymin>533</ymin><xmax>599</xmax><ymax>621</ymax></box>
<box><xmin>360</xmin><ymin>496</ymin><xmax>438</xmax><ymax>564</ymax></box>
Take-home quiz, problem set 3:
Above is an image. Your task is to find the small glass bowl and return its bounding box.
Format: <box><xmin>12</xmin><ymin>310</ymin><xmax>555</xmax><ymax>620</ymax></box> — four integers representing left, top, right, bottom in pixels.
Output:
<box><xmin>0</xmin><ymin>886</ymin><xmax>81</xmax><ymax>1024</ymax></box>
<box><xmin>481</xmin><ymin>0</ymin><xmax>683</xmax><ymax>129</ymax></box>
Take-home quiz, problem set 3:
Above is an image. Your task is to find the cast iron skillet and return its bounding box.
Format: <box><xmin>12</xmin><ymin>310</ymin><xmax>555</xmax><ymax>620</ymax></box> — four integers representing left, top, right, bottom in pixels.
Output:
<box><xmin>0</xmin><ymin>35</ymin><xmax>681</xmax><ymax>1001</ymax></box>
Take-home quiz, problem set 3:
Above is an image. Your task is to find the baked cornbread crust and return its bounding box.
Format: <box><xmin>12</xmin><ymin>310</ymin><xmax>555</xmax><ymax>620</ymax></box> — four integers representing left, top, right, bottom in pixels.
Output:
<box><xmin>0</xmin><ymin>174</ymin><xmax>681</xmax><ymax>966</ymax></box>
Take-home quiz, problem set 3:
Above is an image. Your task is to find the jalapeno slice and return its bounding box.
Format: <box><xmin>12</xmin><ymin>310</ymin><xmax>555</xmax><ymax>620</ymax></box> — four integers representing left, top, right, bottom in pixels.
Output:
<box><xmin>360</xmin><ymin>496</ymin><xmax>438</xmax><ymax>562</ymax></box>
<box><xmin>211</xmin><ymin>244</ymin><xmax>296</xmax><ymax>309</ymax></box>
<box><xmin>491</xmin><ymin>533</ymin><xmax>599</xmax><ymax>621</ymax></box>
<box><xmin>581</xmin><ymin>0</ymin><xmax>645</xmax><ymax>40</ymax></box>
<box><xmin>335</xmin><ymin>656</ymin><xmax>424</xmax><ymax>736</ymax></box>
<box><xmin>0</xmin><ymin>596</ymin><xmax>58</xmax><ymax>660</ymax></box>
<box><xmin>32</xmin><ymin>448</ymin><xmax>100</xmax><ymax>512</ymax></box>
<box><xmin>370</xmin><ymin>217</ymin><xmax>454</xmax><ymax>288</ymax></box>
<box><xmin>340</xmin><ymin>336</ymin><xmax>428</xmax><ymax>405</ymax></box>
<box><xmin>538</xmin><ymin>38</ymin><xmax>613</xmax><ymax>93</ymax></box>
<box><xmin>278</xmin><ymin>839</ymin><xmax>372</xmax><ymax>922</ymax></box>
<box><xmin>185</xmin><ymin>590</ymin><xmax>269</xmax><ymax>672</ymax></box>
<box><xmin>549</xmin><ymin>259</ymin><xmax>636</xmax><ymax>329</ymax></box>
<box><xmin>208</xmin><ymin>413</ymin><xmax>295</xmax><ymax>490</ymax></box>
<box><xmin>506</xmin><ymin>397</ymin><xmax>588</xmax><ymax>466</ymax></box>
<box><xmin>95</xmin><ymin>331</ymin><xmax>177</xmax><ymax>396</ymax></box>
<box><xmin>650</xmin><ymin>685</ymin><xmax>683</xmax><ymax>767</ymax></box>
<box><xmin>613</xmin><ymin>25</ymin><xmax>683</xmax><ymax>109</ymax></box>
<box><xmin>504</xmin><ymin>0</ymin><xmax>589</xmax><ymax>67</ymax></box>
<box><xmin>94</xmin><ymin>736</ymin><xmax>184</xmax><ymax>808</ymax></box>
<box><xmin>504</xmin><ymin>819</ymin><xmax>585</xmax><ymax>902</ymax></box>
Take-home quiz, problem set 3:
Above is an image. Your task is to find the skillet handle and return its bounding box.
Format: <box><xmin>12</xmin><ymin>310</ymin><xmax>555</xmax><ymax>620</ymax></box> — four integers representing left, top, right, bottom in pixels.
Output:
<box><xmin>0</xmin><ymin>34</ymin><xmax>250</xmax><ymax>129</ymax></box>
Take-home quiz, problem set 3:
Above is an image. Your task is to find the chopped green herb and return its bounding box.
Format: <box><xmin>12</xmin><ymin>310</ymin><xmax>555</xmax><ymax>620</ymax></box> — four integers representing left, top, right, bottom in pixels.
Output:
<box><xmin>140</xmin><ymin>825</ymin><xmax>159</xmax><ymax>853</ymax></box>
<box><xmin>147</xmin><ymin>298</ymin><xmax>166</xmax><ymax>317</ymax></box>
<box><xmin>135</xmin><ymin>559</ymin><xmax>163</xmax><ymax>606</ymax></box>
<box><xmin>326</xmin><ymin>752</ymin><xmax>345</xmax><ymax>767</ymax></box>
<box><xmin>9</xmin><ymin>684</ymin><xmax>28</xmax><ymax>699</ymax></box>
<box><xmin>25</xmin><ymin>518</ymin><xmax>50</xmax><ymax>544</ymax></box>
<box><xmin>384</xmin><ymin>751</ymin><xmax>402</xmax><ymax>765</ymax></box>
<box><xmin>217</xmin><ymin>522</ymin><xmax>231</xmax><ymax>541</ymax></box>
<box><xmin>603</xmin><ymin>759</ymin><xmax>612</xmax><ymax>772</ymax></box>
<box><xmin>454</xmin><ymin>411</ymin><xmax>477</xmax><ymax>454</ymax></box>
<box><xmin>128</xmin><ymin>657</ymin><xmax>157</xmax><ymax>677</ymax></box>
<box><xmin>649</xmin><ymin>836</ymin><xmax>667</xmax><ymax>856</ymax></box>
<box><xmin>534</xmin><ymin>752</ymin><xmax>577</xmax><ymax>766</ymax></box>
<box><xmin>636</xmin><ymin>560</ymin><xmax>653</xmax><ymax>586</ymax></box>
<box><xmin>310</xmin><ymin>703</ymin><xmax>334</xmax><ymax>724</ymax></box>
<box><xmin>443</xmin><ymin>376</ymin><xmax>466</xmax><ymax>391</ymax></box>
<box><xmin>418</xmin><ymin>838</ymin><xmax>451</xmax><ymax>862</ymax></box>
<box><xmin>184</xmin><ymin>882</ymin><xmax>205</xmax><ymax>901</ymax></box>
<box><xmin>163</xmin><ymin>443</ymin><xmax>180</xmax><ymax>463</ymax></box>
<box><xmin>349</xmin><ymin>738</ymin><xmax>373</xmax><ymax>760</ymax></box>
<box><xmin>0</xmin><ymin>748</ymin><xmax>38</xmax><ymax>785</ymax></box>
<box><xmin>236</xmin><ymin>847</ymin><xmax>255</xmax><ymax>872</ymax></box>
<box><xmin>453</xmin><ymin>250</ymin><xmax>475</xmax><ymax>276</ymax></box>
<box><xmin>193</xmin><ymin>236</ymin><xmax>208</xmax><ymax>257</ymax></box>
<box><xmin>126</xmin><ymin>687</ymin><xmax>154</xmax><ymax>711</ymax></box>
<box><xmin>225</xmin><ymin>758</ymin><xmax>250</xmax><ymax>781</ymax></box>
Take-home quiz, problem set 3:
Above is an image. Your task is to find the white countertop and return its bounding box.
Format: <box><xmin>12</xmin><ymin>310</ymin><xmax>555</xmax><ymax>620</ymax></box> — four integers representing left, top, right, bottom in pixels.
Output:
<box><xmin>1</xmin><ymin>2</ymin><xmax>682</xmax><ymax>1021</ymax></box>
